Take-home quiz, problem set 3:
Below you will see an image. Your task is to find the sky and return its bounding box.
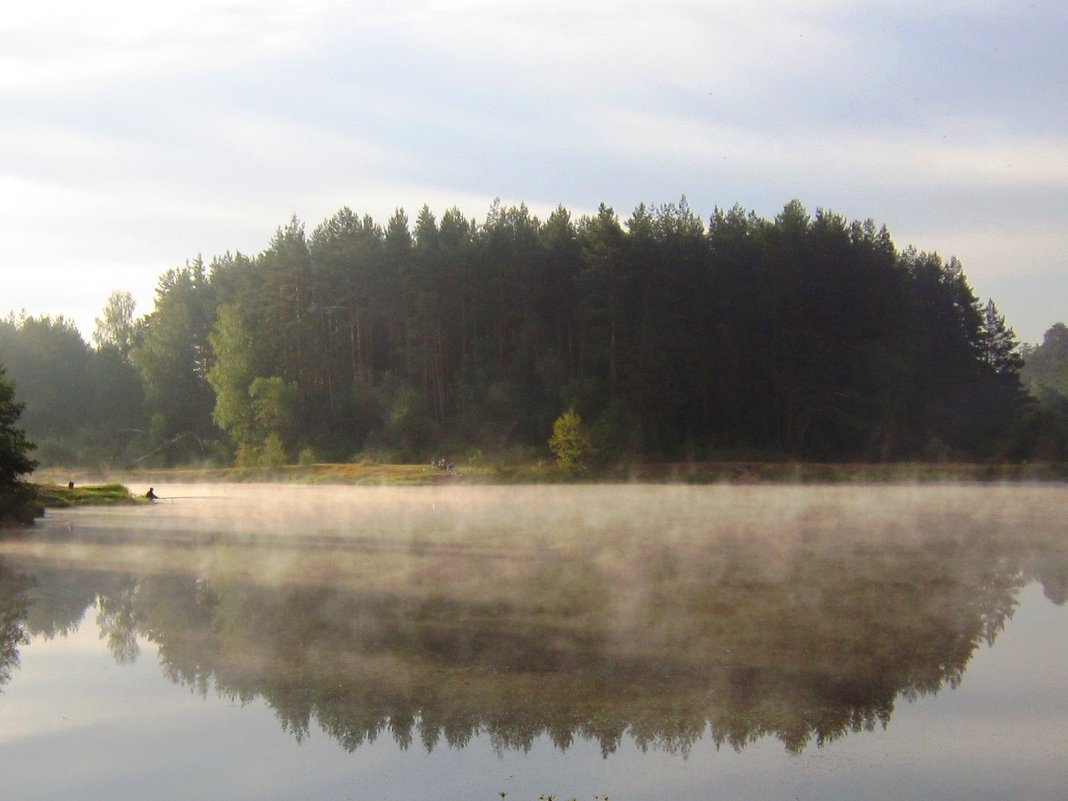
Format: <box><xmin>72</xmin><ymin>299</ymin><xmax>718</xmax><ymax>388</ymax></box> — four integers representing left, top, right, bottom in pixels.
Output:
<box><xmin>2</xmin><ymin>0</ymin><xmax>1065</xmax><ymax>345</ymax></box>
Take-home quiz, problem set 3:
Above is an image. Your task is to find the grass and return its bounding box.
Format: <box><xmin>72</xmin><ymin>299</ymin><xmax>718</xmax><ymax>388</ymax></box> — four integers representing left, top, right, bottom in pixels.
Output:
<box><xmin>596</xmin><ymin>460</ymin><xmax>1068</xmax><ymax>484</ymax></box>
<box><xmin>31</xmin><ymin>459</ymin><xmax>1068</xmax><ymax>489</ymax></box>
<box><xmin>33</xmin><ymin>482</ymin><xmax>146</xmax><ymax>508</ymax></box>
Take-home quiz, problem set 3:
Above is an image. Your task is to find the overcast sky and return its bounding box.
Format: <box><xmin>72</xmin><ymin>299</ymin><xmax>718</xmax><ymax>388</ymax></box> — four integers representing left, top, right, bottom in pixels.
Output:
<box><xmin>2</xmin><ymin>0</ymin><xmax>1065</xmax><ymax>344</ymax></box>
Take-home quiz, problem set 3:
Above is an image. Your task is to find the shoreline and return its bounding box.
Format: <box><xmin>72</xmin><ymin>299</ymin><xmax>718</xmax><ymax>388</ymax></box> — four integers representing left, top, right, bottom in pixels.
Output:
<box><xmin>32</xmin><ymin>460</ymin><xmax>1068</xmax><ymax>489</ymax></box>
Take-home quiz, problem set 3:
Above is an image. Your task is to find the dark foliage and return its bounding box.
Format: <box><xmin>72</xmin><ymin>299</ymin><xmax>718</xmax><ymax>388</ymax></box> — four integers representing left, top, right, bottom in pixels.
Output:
<box><xmin>1</xmin><ymin>199</ymin><xmax>1038</xmax><ymax>466</ymax></box>
<box><xmin>191</xmin><ymin>199</ymin><xmax>1026</xmax><ymax>462</ymax></box>
<box><xmin>0</xmin><ymin>316</ymin><xmax>146</xmax><ymax>467</ymax></box>
<box><xmin>1018</xmin><ymin>324</ymin><xmax>1068</xmax><ymax>460</ymax></box>
<box><xmin>0</xmin><ymin>364</ymin><xmax>38</xmax><ymax>523</ymax></box>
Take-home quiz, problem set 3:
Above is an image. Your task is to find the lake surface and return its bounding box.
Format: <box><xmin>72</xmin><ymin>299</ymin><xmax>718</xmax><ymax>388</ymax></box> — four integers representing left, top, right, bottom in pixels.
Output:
<box><xmin>1</xmin><ymin>482</ymin><xmax>1067</xmax><ymax>801</ymax></box>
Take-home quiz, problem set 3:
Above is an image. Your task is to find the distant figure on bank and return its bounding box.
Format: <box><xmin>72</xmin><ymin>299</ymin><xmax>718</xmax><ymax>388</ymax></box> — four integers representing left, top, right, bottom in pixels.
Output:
<box><xmin>68</xmin><ymin>481</ymin><xmax>74</xmax><ymax>489</ymax></box>
<box><xmin>145</xmin><ymin>487</ymin><xmax>158</xmax><ymax>501</ymax></box>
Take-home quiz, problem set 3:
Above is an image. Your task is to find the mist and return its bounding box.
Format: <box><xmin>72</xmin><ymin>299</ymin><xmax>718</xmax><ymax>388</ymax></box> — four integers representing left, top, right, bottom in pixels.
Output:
<box><xmin>3</xmin><ymin>481</ymin><xmax>1067</xmax><ymax>800</ymax></box>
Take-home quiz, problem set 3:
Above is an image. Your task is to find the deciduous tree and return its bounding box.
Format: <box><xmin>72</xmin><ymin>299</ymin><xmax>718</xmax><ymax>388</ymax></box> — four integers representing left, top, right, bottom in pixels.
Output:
<box><xmin>549</xmin><ymin>407</ymin><xmax>592</xmax><ymax>474</ymax></box>
<box><xmin>0</xmin><ymin>364</ymin><xmax>37</xmax><ymax>523</ymax></box>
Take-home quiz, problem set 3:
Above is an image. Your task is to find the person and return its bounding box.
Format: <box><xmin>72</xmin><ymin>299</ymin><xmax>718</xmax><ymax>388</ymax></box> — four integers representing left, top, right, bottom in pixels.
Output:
<box><xmin>68</xmin><ymin>481</ymin><xmax>74</xmax><ymax>489</ymax></box>
<box><xmin>145</xmin><ymin>487</ymin><xmax>158</xmax><ymax>501</ymax></box>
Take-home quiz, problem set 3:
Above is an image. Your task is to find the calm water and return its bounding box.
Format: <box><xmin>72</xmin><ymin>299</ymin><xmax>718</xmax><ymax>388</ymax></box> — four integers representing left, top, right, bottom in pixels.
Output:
<box><xmin>1</xmin><ymin>483</ymin><xmax>1066</xmax><ymax>801</ymax></box>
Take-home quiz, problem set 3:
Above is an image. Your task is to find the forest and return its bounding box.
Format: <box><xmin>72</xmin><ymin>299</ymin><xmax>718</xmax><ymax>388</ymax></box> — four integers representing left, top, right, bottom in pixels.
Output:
<box><xmin>1</xmin><ymin>198</ymin><xmax>1066</xmax><ymax>469</ymax></box>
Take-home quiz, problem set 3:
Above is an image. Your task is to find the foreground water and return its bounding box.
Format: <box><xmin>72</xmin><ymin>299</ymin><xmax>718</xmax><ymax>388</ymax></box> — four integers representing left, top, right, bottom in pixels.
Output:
<box><xmin>1</xmin><ymin>482</ymin><xmax>1066</xmax><ymax>801</ymax></box>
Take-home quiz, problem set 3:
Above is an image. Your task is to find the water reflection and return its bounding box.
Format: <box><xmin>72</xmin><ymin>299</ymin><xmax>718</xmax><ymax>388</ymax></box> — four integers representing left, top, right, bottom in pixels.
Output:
<box><xmin>1</xmin><ymin>484</ymin><xmax>1066</xmax><ymax>757</ymax></box>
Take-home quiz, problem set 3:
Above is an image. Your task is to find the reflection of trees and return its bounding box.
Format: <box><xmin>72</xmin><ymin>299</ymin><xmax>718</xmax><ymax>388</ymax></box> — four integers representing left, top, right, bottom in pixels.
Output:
<box><xmin>8</xmin><ymin>511</ymin><xmax>1067</xmax><ymax>758</ymax></box>
<box><xmin>0</xmin><ymin>559</ymin><xmax>30</xmax><ymax>690</ymax></box>
<box><xmin>23</xmin><ymin>565</ymin><xmax>97</xmax><ymax>639</ymax></box>
<box><xmin>1031</xmin><ymin>557</ymin><xmax>1068</xmax><ymax>605</ymax></box>
<box><xmin>1</xmin><ymin>560</ymin><xmax>154</xmax><ymax>690</ymax></box>
<box><xmin>96</xmin><ymin>576</ymin><xmax>142</xmax><ymax>663</ymax></box>
<box><xmin>22</xmin><ymin>566</ymin><xmax>144</xmax><ymax>662</ymax></box>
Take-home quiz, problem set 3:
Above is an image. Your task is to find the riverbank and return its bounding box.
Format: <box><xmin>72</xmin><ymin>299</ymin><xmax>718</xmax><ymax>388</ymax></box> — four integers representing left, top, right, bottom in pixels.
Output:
<box><xmin>33</xmin><ymin>482</ymin><xmax>146</xmax><ymax>508</ymax></box>
<box><xmin>0</xmin><ymin>482</ymin><xmax>145</xmax><ymax>527</ymax></box>
<box><xmin>32</xmin><ymin>459</ymin><xmax>1068</xmax><ymax>488</ymax></box>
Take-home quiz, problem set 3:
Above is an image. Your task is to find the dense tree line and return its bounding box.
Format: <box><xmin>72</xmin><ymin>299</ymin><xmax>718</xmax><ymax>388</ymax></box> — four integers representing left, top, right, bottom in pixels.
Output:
<box><xmin>0</xmin><ymin>314</ymin><xmax>146</xmax><ymax>466</ymax></box>
<box><xmin>1018</xmin><ymin>324</ymin><xmax>1068</xmax><ymax>458</ymax></box>
<box><xmin>0</xmin><ymin>198</ymin><xmax>1056</xmax><ymax>468</ymax></box>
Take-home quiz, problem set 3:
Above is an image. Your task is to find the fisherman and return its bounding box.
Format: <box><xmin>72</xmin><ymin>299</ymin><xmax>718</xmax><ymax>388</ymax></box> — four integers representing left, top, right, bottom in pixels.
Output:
<box><xmin>145</xmin><ymin>487</ymin><xmax>158</xmax><ymax>501</ymax></box>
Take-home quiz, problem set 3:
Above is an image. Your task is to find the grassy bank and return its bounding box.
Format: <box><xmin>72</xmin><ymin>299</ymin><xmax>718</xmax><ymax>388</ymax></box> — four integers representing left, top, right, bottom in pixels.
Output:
<box><xmin>32</xmin><ymin>459</ymin><xmax>1068</xmax><ymax>488</ymax></box>
<box><xmin>33</xmin><ymin>482</ymin><xmax>146</xmax><ymax>508</ymax></box>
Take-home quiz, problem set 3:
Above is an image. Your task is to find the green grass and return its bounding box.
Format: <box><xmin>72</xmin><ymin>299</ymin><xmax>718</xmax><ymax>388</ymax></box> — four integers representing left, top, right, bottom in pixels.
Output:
<box><xmin>32</xmin><ymin>459</ymin><xmax>1068</xmax><ymax>489</ymax></box>
<box><xmin>33</xmin><ymin>482</ymin><xmax>146</xmax><ymax>508</ymax></box>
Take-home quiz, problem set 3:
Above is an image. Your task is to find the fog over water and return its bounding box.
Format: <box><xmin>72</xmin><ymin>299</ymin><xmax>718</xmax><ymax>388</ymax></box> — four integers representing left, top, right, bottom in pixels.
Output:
<box><xmin>1</xmin><ymin>483</ymin><xmax>1066</xmax><ymax>800</ymax></box>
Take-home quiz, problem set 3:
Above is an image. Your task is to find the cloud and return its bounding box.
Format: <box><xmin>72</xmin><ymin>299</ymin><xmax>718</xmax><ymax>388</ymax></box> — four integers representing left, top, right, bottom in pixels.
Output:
<box><xmin>1</xmin><ymin>0</ymin><xmax>1064</xmax><ymax>340</ymax></box>
<box><xmin>589</xmin><ymin>106</ymin><xmax>1068</xmax><ymax>192</ymax></box>
<box><xmin>0</xmin><ymin>1</ymin><xmax>348</xmax><ymax>94</ymax></box>
<box><xmin>379</xmin><ymin>1</ymin><xmax>852</xmax><ymax>100</ymax></box>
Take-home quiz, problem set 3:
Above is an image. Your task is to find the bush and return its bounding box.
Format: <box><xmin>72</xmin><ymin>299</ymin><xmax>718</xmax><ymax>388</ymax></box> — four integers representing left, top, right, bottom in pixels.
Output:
<box><xmin>234</xmin><ymin>440</ymin><xmax>260</xmax><ymax>468</ymax></box>
<box><xmin>0</xmin><ymin>483</ymin><xmax>40</xmax><ymax>525</ymax></box>
<box><xmin>260</xmin><ymin>434</ymin><xmax>288</xmax><ymax>468</ymax></box>
<box><xmin>548</xmin><ymin>407</ymin><xmax>593</xmax><ymax>474</ymax></box>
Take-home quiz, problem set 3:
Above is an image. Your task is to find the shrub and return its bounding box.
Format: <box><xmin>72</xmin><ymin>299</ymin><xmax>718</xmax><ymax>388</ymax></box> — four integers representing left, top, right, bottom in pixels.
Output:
<box><xmin>234</xmin><ymin>440</ymin><xmax>261</xmax><ymax>468</ymax></box>
<box><xmin>548</xmin><ymin>407</ymin><xmax>593</xmax><ymax>474</ymax></box>
<box><xmin>260</xmin><ymin>434</ymin><xmax>288</xmax><ymax>468</ymax></box>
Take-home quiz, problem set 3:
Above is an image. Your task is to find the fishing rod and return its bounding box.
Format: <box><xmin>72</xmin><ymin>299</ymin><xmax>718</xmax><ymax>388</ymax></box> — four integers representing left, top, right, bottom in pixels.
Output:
<box><xmin>143</xmin><ymin>489</ymin><xmax>226</xmax><ymax>502</ymax></box>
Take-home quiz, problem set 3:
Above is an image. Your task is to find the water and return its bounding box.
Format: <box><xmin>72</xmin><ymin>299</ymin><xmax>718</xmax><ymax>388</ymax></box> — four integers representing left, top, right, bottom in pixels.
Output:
<box><xmin>1</xmin><ymin>483</ymin><xmax>1066</xmax><ymax>801</ymax></box>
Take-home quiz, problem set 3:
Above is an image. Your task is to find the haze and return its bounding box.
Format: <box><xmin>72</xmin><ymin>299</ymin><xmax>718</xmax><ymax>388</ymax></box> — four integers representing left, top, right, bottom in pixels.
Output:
<box><xmin>3</xmin><ymin>482</ymin><xmax>1068</xmax><ymax>799</ymax></box>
